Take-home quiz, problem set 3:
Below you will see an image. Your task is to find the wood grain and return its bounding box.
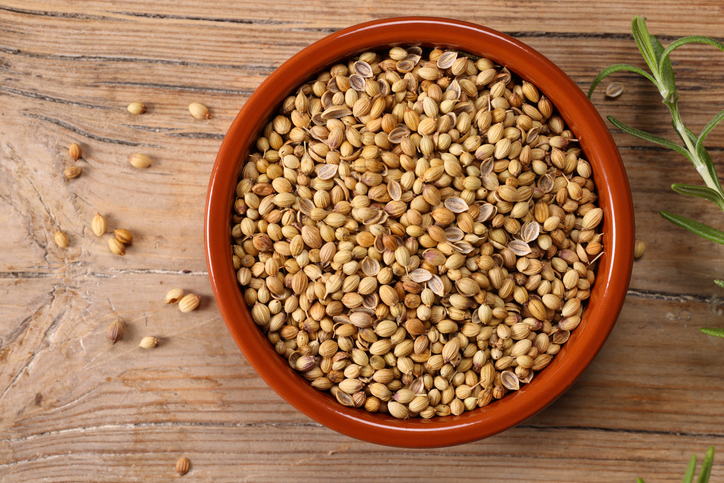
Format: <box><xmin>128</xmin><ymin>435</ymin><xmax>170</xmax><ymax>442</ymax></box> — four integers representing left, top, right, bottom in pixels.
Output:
<box><xmin>2</xmin><ymin>1</ymin><xmax>724</xmax><ymax>481</ymax></box>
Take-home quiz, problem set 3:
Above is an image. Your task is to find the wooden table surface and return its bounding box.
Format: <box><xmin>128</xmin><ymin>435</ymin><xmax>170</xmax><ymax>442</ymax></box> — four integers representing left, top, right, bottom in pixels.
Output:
<box><xmin>2</xmin><ymin>1</ymin><xmax>724</xmax><ymax>481</ymax></box>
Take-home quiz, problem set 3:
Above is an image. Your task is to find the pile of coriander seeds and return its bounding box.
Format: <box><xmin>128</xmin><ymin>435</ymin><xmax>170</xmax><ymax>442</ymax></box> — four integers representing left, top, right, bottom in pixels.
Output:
<box><xmin>231</xmin><ymin>46</ymin><xmax>604</xmax><ymax>419</ymax></box>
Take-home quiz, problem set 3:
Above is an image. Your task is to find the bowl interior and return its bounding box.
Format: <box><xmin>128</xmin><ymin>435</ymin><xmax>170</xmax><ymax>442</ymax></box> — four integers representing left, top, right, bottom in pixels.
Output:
<box><xmin>205</xmin><ymin>17</ymin><xmax>634</xmax><ymax>447</ymax></box>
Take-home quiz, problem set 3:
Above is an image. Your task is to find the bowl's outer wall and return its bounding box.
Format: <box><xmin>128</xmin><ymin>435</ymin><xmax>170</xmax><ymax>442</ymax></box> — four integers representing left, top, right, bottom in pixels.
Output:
<box><xmin>205</xmin><ymin>17</ymin><xmax>635</xmax><ymax>447</ymax></box>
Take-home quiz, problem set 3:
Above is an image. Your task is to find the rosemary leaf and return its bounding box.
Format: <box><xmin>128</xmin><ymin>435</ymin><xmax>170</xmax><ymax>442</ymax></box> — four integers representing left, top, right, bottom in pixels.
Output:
<box><xmin>696</xmin><ymin>108</ymin><xmax>724</xmax><ymax>153</ymax></box>
<box><xmin>660</xmin><ymin>211</ymin><xmax>724</xmax><ymax>245</ymax></box>
<box><xmin>607</xmin><ymin>116</ymin><xmax>691</xmax><ymax>159</ymax></box>
<box><xmin>651</xmin><ymin>35</ymin><xmax>678</xmax><ymax>103</ymax></box>
<box><xmin>631</xmin><ymin>16</ymin><xmax>660</xmax><ymax>79</ymax></box>
<box><xmin>697</xmin><ymin>446</ymin><xmax>714</xmax><ymax>483</ymax></box>
<box><xmin>700</xmin><ymin>327</ymin><xmax>724</xmax><ymax>338</ymax></box>
<box><xmin>670</xmin><ymin>184</ymin><xmax>724</xmax><ymax>210</ymax></box>
<box><xmin>660</xmin><ymin>36</ymin><xmax>724</xmax><ymax>74</ymax></box>
<box><xmin>683</xmin><ymin>454</ymin><xmax>698</xmax><ymax>483</ymax></box>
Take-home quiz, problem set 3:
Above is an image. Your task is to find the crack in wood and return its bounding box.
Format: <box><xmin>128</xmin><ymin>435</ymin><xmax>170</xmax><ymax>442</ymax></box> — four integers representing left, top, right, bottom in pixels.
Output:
<box><xmin>108</xmin><ymin>268</ymin><xmax>209</xmax><ymax>276</ymax></box>
<box><xmin>93</xmin><ymin>81</ymin><xmax>253</xmax><ymax>96</ymax></box>
<box><xmin>0</xmin><ymin>46</ymin><xmax>275</xmax><ymax>72</ymax></box>
<box><xmin>0</xmin><ymin>5</ymin><xmax>111</xmax><ymax>20</ymax></box>
<box><xmin>1</xmin><ymin>86</ymin><xmax>115</xmax><ymax>110</ymax></box>
<box><xmin>110</xmin><ymin>10</ymin><xmax>294</xmax><ymax>25</ymax></box>
<box><xmin>21</xmin><ymin>113</ymin><xmax>163</xmax><ymax>147</ymax></box>
<box><xmin>165</xmin><ymin>132</ymin><xmax>225</xmax><ymax>139</ymax></box>
<box><xmin>626</xmin><ymin>288</ymin><xmax>724</xmax><ymax>306</ymax></box>
<box><xmin>0</xmin><ymin>286</ymin><xmax>67</xmax><ymax>402</ymax></box>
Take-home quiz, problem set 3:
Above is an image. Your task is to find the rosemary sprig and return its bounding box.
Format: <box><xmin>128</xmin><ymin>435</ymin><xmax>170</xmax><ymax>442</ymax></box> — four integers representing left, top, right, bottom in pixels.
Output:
<box><xmin>589</xmin><ymin>16</ymin><xmax>724</xmax><ymax>337</ymax></box>
<box><xmin>637</xmin><ymin>446</ymin><xmax>714</xmax><ymax>483</ymax></box>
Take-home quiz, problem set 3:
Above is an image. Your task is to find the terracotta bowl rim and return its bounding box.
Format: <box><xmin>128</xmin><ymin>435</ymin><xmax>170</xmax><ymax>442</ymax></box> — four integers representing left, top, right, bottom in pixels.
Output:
<box><xmin>205</xmin><ymin>16</ymin><xmax>634</xmax><ymax>448</ymax></box>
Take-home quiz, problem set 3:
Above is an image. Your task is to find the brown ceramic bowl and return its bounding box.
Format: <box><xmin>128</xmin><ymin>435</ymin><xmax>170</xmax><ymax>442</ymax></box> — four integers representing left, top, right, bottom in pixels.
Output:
<box><xmin>205</xmin><ymin>17</ymin><xmax>634</xmax><ymax>447</ymax></box>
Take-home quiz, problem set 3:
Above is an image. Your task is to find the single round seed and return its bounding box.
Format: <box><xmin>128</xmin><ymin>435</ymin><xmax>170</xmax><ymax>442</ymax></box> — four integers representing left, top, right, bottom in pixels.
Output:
<box><xmin>64</xmin><ymin>166</ymin><xmax>82</xmax><ymax>179</ymax></box>
<box><xmin>54</xmin><ymin>230</ymin><xmax>69</xmax><ymax>248</ymax></box>
<box><xmin>115</xmin><ymin>229</ymin><xmax>133</xmax><ymax>244</ymax></box>
<box><xmin>107</xmin><ymin>320</ymin><xmax>124</xmax><ymax>344</ymax></box>
<box><xmin>91</xmin><ymin>213</ymin><xmax>107</xmax><ymax>237</ymax></box>
<box><xmin>189</xmin><ymin>102</ymin><xmax>211</xmax><ymax>119</ymax></box>
<box><xmin>178</xmin><ymin>294</ymin><xmax>201</xmax><ymax>313</ymax></box>
<box><xmin>129</xmin><ymin>153</ymin><xmax>152</xmax><ymax>169</ymax></box>
<box><xmin>127</xmin><ymin>101</ymin><xmax>146</xmax><ymax>114</ymax></box>
<box><xmin>109</xmin><ymin>237</ymin><xmax>125</xmax><ymax>256</ymax></box>
<box><xmin>68</xmin><ymin>143</ymin><xmax>82</xmax><ymax>160</ymax></box>
<box><xmin>176</xmin><ymin>456</ymin><xmax>190</xmax><ymax>476</ymax></box>
<box><xmin>634</xmin><ymin>238</ymin><xmax>645</xmax><ymax>259</ymax></box>
<box><xmin>139</xmin><ymin>336</ymin><xmax>159</xmax><ymax>349</ymax></box>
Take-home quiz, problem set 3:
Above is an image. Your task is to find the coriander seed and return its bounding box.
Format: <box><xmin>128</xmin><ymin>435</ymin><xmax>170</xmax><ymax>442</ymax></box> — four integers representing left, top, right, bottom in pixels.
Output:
<box><xmin>107</xmin><ymin>320</ymin><xmax>124</xmax><ymax>344</ymax></box>
<box><xmin>634</xmin><ymin>238</ymin><xmax>645</xmax><ymax>259</ymax></box>
<box><xmin>64</xmin><ymin>166</ymin><xmax>82</xmax><ymax>179</ymax></box>
<box><xmin>128</xmin><ymin>153</ymin><xmax>151</xmax><ymax>169</ymax></box>
<box><xmin>69</xmin><ymin>143</ymin><xmax>82</xmax><ymax>160</ymax></box>
<box><xmin>176</xmin><ymin>456</ymin><xmax>190</xmax><ymax>476</ymax></box>
<box><xmin>178</xmin><ymin>294</ymin><xmax>200</xmax><ymax>313</ymax></box>
<box><xmin>165</xmin><ymin>288</ymin><xmax>184</xmax><ymax>304</ymax></box>
<box><xmin>109</xmin><ymin>237</ymin><xmax>125</xmax><ymax>256</ymax></box>
<box><xmin>92</xmin><ymin>213</ymin><xmax>107</xmax><ymax>237</ymax></box>
<box><xmin>114</xmin><ymin>229</ymin><xmax>133</xmax><ymax>244</ymax></box>
<box><xmin>189</xmin><ymin>102</ymin><xmax>211</xmax><ymax>120</ymax></box>
<box><xmin>127</xmin><ymin>101</ymin><xmax>146</xmax><ymax>114</ymax></box>
<box><xmin>139</xmin><ymin>336</ymin><xmax>159</xmax><ymax>349</ymax></box>
<box><xmin>54</xmin><ymin>229</ymin><xmax>69</xmax><ymax>248</ymax></box>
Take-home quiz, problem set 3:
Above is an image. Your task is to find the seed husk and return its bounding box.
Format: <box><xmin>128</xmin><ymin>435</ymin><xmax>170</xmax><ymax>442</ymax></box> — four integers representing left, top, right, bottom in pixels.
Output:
<box><xmin>605</xmin><ymin>82</ymin><xmax>624</xmax><ymax>98</ymax></box>
<box><xmin>139</xmin><ymin>336</ymin><xmax>159</xmax><ymax>349</ymax></box>
<box><xmin>189</xmin><ymin>102</ymin><xmax>211</xmax><ymax>119</ymax></box>
<box><xmin>127</xmin><ymin>102</ymin><xmax>146</xmax><ymax>114</ymax></box>
<box><xmin>165</xmin><ymin>288</ymin><xmax>184</xmax><ymax>304</ymax></box>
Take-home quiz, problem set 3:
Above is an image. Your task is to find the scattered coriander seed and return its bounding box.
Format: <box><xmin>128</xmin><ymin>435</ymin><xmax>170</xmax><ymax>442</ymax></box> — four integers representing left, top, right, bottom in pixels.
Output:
<box><xmin>176</xmin><ymin>456</ymin><xmax>191</xmax><ymax>476</ymax></box>
<box><xmin>634</xmin><ymin>238</ymin><xmax>645</xmax><ymax>259</ymax></box>
<box><xmin>64</xmin><ymin>166</ymin><xmax>82</xmax><ymax>179</ymax></box>
<box><xmin>109</xmin><ymin>237</ymin><xmax>126</xmax><ymax>256</ymax></box>
<box><xmin>54</xmin><ymin>229</ymin><xmax>69</xmax><ymax>248</ymax></box>
<box><xmin>92</xmin><ymin>213</ymin><xmax>107</xmax><ymax>237</ymax></box>
<box><xmin>178</xmin><ymin>294</ymin><xmax>200</xmax><ymax>313</ymax></box>
<box><xmin>107</xmin><ymin>320</ymin><xmax>124</xmax><ymax>344</ymax></box>
<box><xmin>605</xmin><ymin>82</ymin><xmax>624</xmax><ymax>98</ymax></box>
<box><xmin>165</xmin><ymin>288</ymin><xmax>184</xmax><ymax>304</ymax></box>
<box><xmin>69</xmin><ymin>143</ymin><xmax>82</xmax><ymax>160</ymax></box>
<box><xmin>127</xmin><ymin>101</ymin><xmax>146</xmax><ymax>115</ymax></box>
<box><xmin>139</xmin><ymin>336</ymin><xmax>159</xmax><ymax>349</ymax></box>
<box><xmin>115</xmin><ymin>229</ymin><xmax>133</xmax><ymax>244</ymax></box>
<box><xmin>129</xmin><ymin>153</ymin><xmax>152</xmax><ymax>169</ymax></box>
<box><xmin>188</xmin><ymin>102</ymin><xmax>211</xmax><ymax>120</ymax></box>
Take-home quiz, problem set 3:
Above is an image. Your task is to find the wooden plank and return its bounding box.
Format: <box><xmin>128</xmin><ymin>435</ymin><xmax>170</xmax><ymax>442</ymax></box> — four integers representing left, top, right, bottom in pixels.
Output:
<box><xmin>2</xmin><ymin>291</ymin><xmax>724</xmax><ymax>480</ymax></box>
<box><xmin>2</xmin><ymin>0</ymin><xmax>724</xmax><ymax>481</ymax></box>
